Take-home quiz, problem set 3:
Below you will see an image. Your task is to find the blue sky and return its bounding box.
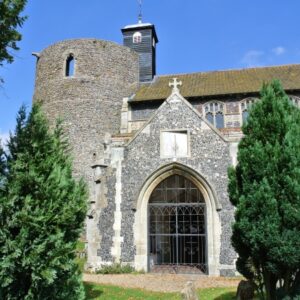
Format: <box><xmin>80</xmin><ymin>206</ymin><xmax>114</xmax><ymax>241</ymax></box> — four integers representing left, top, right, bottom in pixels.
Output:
<box><xmin>1</xmin><ymin>0</ymin><xmax>300</xmax><ymax>144</ymax></box>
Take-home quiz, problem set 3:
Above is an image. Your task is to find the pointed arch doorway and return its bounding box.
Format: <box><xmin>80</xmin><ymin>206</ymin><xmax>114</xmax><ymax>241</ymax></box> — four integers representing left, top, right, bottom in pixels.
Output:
<box><xmin>148</xmin><ymin>174</ymin><xmax>207</xmax><ymax>274</ymax></box>
<box><xmin>133</xmin><ymin>163</ymin><xmax>221</xmax><ymax>275</ymax></box>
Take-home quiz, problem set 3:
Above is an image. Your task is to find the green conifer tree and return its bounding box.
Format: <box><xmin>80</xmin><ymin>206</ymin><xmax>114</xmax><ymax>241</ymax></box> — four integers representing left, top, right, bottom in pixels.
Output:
<box><xmin>0</xmin><ymin>140</ymin><xmax>6</xmax><ymax>190</ymax></box>
<box><xmin>0</xmin><ymin>0</ymin><xmax>27</xmax><ymax>83</ymax></box>
<box><xmin>228</xmin><ymin>80</ymin><xmax>300</xmax><ymax>300</ymax></box>
<box><xmin>0</xmin><ymin>104</ymin><xmax>87</xmax><ymax>299</ymax></box>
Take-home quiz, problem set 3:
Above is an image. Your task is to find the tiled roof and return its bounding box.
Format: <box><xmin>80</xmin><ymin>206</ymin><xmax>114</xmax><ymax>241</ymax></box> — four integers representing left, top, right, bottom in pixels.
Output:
<box><xmin>131</xmin><ymin>64</ymin><xmax>300</xmax><ymax>102</ymax></box>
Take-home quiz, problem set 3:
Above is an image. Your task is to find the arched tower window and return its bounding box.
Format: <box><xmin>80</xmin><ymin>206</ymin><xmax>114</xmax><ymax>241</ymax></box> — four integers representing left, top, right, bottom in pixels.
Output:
<box><xmin>240</xmin><ymin>98</ymin><xmax>257</xmax><ymax>124</ymax></box>
<box><xmin>65</xmin><ymin>54</ymin><xmax>75</xmax><ymax>77</ymax></box>
<box><xmin>203</xmin><ymin>101</ymin><xmax>224</xmax><ymax>129</ymax></box>
<box><xmin>133</xmin><ymin>31</ymin><xmax>142</xmax><ymax>44</ymax></box>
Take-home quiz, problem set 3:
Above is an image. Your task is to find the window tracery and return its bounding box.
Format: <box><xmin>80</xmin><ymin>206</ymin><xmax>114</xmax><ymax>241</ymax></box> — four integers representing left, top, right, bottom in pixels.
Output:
<box><xmin>203</xmin><ymin>101</ymin><xmax>224</xmax><ymax>129</ymax></box>
<box><xmin>240</xmin><ymin>98</ymin><xmax>257</xmax><ymax>124</ymax></box>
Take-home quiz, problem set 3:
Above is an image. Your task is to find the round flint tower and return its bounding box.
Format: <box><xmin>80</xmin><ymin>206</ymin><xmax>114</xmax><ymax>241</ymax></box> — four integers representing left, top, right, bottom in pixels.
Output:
<box><xmin>33</xmin><ymin>39</ymin><xmax>139</xmax><ymax>183</ymax></box>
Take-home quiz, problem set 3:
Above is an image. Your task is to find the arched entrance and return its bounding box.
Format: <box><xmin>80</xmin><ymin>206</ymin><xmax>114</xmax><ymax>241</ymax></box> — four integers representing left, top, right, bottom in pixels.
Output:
<box><xmin>148</xmin><ymin>174</ymin><xmax>206</xmax><ymax>274</ymax></box>
<box><xmin>133</xmin><ymin>163</ymin><xmax>221</xmax><ymax>275</ymax></box>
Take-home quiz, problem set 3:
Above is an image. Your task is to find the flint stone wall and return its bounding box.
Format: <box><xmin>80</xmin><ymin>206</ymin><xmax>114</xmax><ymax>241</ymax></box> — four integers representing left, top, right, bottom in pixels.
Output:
<box><xmin>33</xmin><ymin>39</ymin><xmax>139</xmax><ymax>193</ymax></box>
<box><xmin>119</xmin><ymin>96</ymin><xmax>236</xmax><ymax>273</ymax></box>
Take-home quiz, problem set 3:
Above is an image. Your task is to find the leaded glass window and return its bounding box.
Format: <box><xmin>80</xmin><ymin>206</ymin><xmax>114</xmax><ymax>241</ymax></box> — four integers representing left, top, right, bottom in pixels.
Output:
<box><xmin>203</xmin><ymin>102</ymin><xmax>224</xmax><ymax>129</ymax></box>
<box><xmin>240</xmin><ymin>98</ymin><xmax>256</xmax><ymax>124</ymax></box>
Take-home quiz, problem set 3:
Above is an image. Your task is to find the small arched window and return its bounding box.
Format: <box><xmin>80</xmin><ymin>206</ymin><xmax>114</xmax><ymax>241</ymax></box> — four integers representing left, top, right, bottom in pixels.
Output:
<box><xmin>133</xmin><ymin>32</ymin><xmax>142</xmax><ymax>44</ymax></box>
<box><xmin>65</xmin><ymin>54</ymin><xmax>75</xmax><ymax>77</ymax></box>
<box><xmin>240</xmin><ymin>98</ymin><xmax>256</xmax><ymax>124</ymax></box>
<box><xmin>203</xmin><ymin>102</ymin><xmax>224</xmax><ymax>129</ymax></box>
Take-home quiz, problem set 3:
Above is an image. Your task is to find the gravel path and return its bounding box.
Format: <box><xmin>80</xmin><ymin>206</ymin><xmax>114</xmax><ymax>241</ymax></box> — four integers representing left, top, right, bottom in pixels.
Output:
<box><xmin>83</xmin><ymin>273</ymin><xmax>240</xmax><ymax>293</ymax></box>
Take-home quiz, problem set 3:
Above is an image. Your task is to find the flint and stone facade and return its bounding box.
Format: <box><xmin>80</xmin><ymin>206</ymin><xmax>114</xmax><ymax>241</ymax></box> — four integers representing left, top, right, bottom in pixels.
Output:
<box><xmin>33</xmin><ymin>21</ymin><xmax>300</xmax><ymax>276</ymax></box>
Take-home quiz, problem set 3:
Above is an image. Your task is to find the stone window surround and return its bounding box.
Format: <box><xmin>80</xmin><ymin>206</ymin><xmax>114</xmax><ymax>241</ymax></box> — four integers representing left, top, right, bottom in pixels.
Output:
<box><xmin>202</xmin><ymin>101</ymin><xmax>225</xmax><ymax>129</ymax></box>
<box><xmin>62</xmin><ymin>50</ymin><xmax>78</xmax><ymax>78</ymax></box>
<box><xmin>133</xmin><ymin>162</ymin><xmax>222</xmax><ymax>276</ymax></box>
<box><xmin>240</xmin><ymin>97</ymin><xmax>257</xmax><ymax>125</ymax></box>
<box><xmin>201</xmin><ymin>98</ymin><xmax>261</xmax><ymax>129</ymax></box>
<box><xmin>65</xmin><ymin>53</ymin><xmax>76</xmax><ymax>77</ymax></box>
<box><xmin>160</xmin><ymin>129</ymin><xmax>190</xmax><ymax>159</ymax></box>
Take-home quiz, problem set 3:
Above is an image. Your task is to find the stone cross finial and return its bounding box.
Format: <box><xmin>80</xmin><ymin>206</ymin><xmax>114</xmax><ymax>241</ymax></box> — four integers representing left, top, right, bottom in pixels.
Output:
<box><xmin>169</xmin><ymin>78</ymin><xmax>182</xmax><ymax>93</ymax></box>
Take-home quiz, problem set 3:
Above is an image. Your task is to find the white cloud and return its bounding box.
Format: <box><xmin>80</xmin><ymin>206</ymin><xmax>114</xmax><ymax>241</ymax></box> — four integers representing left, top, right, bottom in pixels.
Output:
<box><xmin>241</xmin><ymin>50</ymin><xmax>264</xmax><ymax>67</ymax></box>
<box><xmin>241</xmin><ymin>47</ymin><xmax>288</xmax><ymax>67</ymax></box>
<box><xmin>272</xmin><ymin>46</ymin><xmax>286</xmax><ymax>56</ymax></box>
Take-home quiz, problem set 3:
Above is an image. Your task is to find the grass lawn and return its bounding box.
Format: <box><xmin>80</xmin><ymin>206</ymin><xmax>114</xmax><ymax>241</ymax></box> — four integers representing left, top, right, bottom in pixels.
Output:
<box><xmin>84</xmin><ymin>282</ymin><xmax>237</xmax><ymax>300</ymax></box>
<box><xmin>198</xmin><ymin>287</ymin><xmax>236</xmax><ymax>299</ymax></box>
<box><xmin>84</xmin><ymin>282</ymin><xmax>180</xmax><ymax>300</ymax></box>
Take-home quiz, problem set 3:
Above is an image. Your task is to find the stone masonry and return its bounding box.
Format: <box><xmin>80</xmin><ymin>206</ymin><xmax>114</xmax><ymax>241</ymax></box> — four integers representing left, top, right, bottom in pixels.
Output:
<box><xmin>117</xmin><ymin>89</ymin><xmax>236</xmax><ymax>275</ymax></box>
<box><xmin>32</xmin><ymin>21</ymin><xmax>300</xmax><ymax>276</ymax></box>
<box><xmin>33</xmin><ymin>39</ymin><xmax>139</xmax><ymax>187</ymax></box>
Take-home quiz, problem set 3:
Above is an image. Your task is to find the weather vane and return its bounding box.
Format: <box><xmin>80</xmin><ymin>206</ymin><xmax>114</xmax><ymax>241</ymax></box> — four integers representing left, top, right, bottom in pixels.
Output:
<box><xmin>138</xmin><ymin>0</ymin><xmax>143</xmax><ymax>23</ymax></box>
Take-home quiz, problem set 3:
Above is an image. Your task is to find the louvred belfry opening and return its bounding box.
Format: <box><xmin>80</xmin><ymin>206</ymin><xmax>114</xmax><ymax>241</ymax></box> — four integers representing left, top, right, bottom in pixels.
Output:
<box><xmin>149</xmin><ymin>174</ymin><xmax>207</xmax><ymax>274</ymax></box>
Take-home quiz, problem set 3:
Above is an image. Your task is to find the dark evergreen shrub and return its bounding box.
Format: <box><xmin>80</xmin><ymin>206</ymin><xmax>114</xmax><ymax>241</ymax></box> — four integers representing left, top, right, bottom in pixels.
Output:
<box><xmin>0</xmin><ymin>104</ymin><xmax>87</xmax><ymax>299</ymax></box>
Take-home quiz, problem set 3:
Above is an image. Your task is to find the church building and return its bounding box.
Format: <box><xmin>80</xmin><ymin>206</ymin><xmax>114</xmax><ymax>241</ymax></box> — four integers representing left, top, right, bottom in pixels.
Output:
<box><xmin>32</xmin><ymin>18</ymin><xmax>300</xmax><ymax>276</ymax></box>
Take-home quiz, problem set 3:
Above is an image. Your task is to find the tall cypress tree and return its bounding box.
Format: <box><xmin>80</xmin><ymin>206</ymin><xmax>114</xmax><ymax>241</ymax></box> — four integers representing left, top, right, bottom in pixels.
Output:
<box><xmin>0</xmin><ymin>104</ymin><xmax>87</xmax><ymax>299</ymax></box>
<box><xmin>228</xmin><ymin>80</ymin><xmax>300</xmax><ymax>300</ymax></box>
